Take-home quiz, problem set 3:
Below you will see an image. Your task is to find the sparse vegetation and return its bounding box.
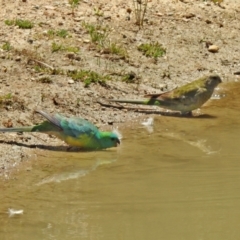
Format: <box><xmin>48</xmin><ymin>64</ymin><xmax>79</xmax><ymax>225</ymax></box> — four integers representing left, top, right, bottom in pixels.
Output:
<box><xmin>138</xmin><ymin>42</ymin><xmax>166</xmax><ymax>58</ymax></box>
<box><xmin>56</xmin><ymin>29</ymin><xmax>69</xmax><ymax>38</ymax></box>
<box><xmin>0</xmin><ymin>93</ymin><xmax>13</xmax><ymax>106</ymax></box>
<box><xmin>94</xmin><ymin>7</ymin><xmax>104</xmax><ymax>17</ymax></box>
<box><xmin>206</xmin><ymin>0</ymin><xmax>223</xmax><ymax>3</ymax></box>
<box><xmin>5</xmin><ymin>19</ymin><xmax>34</xmax><ymax>29</ymax></box>
<box><xmin>4</xmin><ymin>20</ymin><xmax>15</xmax><ymax>26</ymax></box>
<box><xmin>2</xmin><ymin>42</ymin><xmax>12</xmax><ymax>51</ymax></box>
<box><xmin>51</xmin><ymin>42</ymin><xmax>64</xmax><ymax>52</ymax></box>
<box><xmin>83</xmin><ymin>22</ymin><xmax>128</xmax><ymax>59</ymax></box>
<box><xmin>133</xmin><ymin>0</ymin><xmax>148</xmax><ymax>27</ymax></box>
<box><xmin>64</xmin><ymin>46</ymin><xmax>79</xmax><ymax>53</ymax></box>
<box><xmin>107</xmin><ymin>42</ymin><xmax>128</xmax><ymax>59</ymax></box>
<box><xmin>67</xmin><ymin>69</ymin><xmax>110</xmax><ymax>87</ymax></box>
<box><xmin>69</xmin><ymin>0</ymin><xmax>80</xmax><ymax>16</ymax></box>
<box><xmin>83</xmin><ymin>22</ymin><xmax>109</xmax><ymax>46</ymax></box>
<box><xmin>0</xmin><ymin>93</ymin><xmax>12</xmax><ymax>101</ymax></box>
<box><xmin>51</xmin><ymin>42</ymin><xmax>79</xmax><ymax>53</ymax></box>
<box><xmin>47</xmin><ymin>29</ymin><xmax>69</xmax><ymax>39</ymax></box>
<box><xmin>15</xmin><ymin>19</ymin><xmax>34</xmax><ymax>29</ymax></box>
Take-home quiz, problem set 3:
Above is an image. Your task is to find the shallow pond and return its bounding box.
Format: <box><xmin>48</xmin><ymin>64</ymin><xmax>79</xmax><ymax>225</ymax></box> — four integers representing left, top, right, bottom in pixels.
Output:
<box><xmin>1</xmin><ymin>82</ymin><xmax>240</xmax><ymax>240</ymax></box>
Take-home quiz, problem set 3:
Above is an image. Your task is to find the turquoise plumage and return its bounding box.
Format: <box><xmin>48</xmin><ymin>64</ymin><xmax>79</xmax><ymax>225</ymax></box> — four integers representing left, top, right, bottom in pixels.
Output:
<box><xmin>0</xmin><ymin>110</ymin><xmax>121</xmax><ymax>150</ymax></box>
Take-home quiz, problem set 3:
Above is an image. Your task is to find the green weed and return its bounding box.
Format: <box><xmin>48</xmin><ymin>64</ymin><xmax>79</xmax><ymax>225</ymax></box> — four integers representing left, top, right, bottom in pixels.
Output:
<box><xmin>67</xmin><ymin>69</ymin><xmax>110</xmax><ymax>87</ymax></box>
<box><xmin>56</xmin><ymin>29</ymin><xmax>69</xmax><ymax>38</ymax></box>
<box><xmin>108</xmin><ymin>42</ymin><xmax>128</xmax><ymax>59</ymax></box>
<box><xmin>4</xmin><ymin>20</ymin><xmax>15</xmax><ymax>26</ymax></box>
<box><xmin>69</xmin><ymin>0</ymin><xmax>80</xmax><ymax>15</ymax></box>
<box><xmin>47</xmin><ymin>29</ymin><xmax>56</xmax><ymax>38</ymax></box>
<box><xmin>5</xmin><ymin>19</ymin><xmax>34</xmax><ymax>29</ymax></box>
<box><xmin>83</xmin><ymin>22</ymin><xmax>109</xmax><ymax>46</ymax></box>
<box><xmin>2</xmin><ymin>42</ymin><xmax>12</xmax><ymax>51</ymax></box>
<box><xmin>138</xmin><ymin>42</ymin><xmax>166</xmax><ymax>58</ymax></box>
<box><xmin>51</xmin><ymin>42</ymin><xmax>64</xmax><ymax>52</ymax></box>
<box><xmin>47</xmin><ymin>29</ymin><xmax>69</xmax><ymax>38</ymax></box>
<box><xmin>51</xmin><ymin>42</ymin><xmax>79</xmax><ymax>53</ymax></box>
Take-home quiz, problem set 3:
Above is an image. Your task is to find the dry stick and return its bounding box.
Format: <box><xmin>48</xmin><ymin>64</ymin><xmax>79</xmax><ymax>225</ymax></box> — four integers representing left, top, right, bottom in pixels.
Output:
<box><xmin>31</xmin><ymin>59</ymin><xmax>55</xmax><ymax>71</ymax></box>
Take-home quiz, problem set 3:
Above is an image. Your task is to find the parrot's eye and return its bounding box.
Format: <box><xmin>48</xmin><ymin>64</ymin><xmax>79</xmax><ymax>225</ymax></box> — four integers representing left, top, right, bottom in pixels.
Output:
<box><xmin>111</xmin><ymin>137</ymin><xmax>120</xmax><ymax>144</ymax></box>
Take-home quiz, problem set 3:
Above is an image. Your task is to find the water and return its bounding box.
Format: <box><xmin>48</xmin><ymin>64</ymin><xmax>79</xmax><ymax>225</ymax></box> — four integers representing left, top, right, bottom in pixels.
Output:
<box><xmin>1</xmin><ymin>81</ymin><xmax>240</xmax><ymax>240</ymax></box>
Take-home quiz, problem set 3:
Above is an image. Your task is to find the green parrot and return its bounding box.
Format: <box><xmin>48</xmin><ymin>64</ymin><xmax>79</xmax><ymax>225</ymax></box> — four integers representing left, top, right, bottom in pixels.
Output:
<box><xmin>0</xmin><ymin>110</ymin><xmax>121</xmax><ymax>150</ymax></box>
<box><xmin>110</xmin><ymin>74</ymin><xmax>222</xmax><ymax>114</ymax></box>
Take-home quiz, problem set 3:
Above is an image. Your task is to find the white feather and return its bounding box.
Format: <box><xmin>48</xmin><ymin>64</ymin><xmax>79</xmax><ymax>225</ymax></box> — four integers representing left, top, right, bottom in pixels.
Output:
<box><xmin>113</xmin><ymin>128</ymin><xmax>122</xmax><ymax>140</ymax></box>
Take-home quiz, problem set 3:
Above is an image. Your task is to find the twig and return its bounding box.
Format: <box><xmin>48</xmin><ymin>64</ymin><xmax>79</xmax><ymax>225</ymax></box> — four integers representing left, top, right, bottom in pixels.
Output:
<box><xmin>31</xmin><ymin>59</ymin><xmax>55</xmax><ymax>71</ymax></box>
<box><xmin>97</xmin><ymin>100</ymin><xmax>125</xmax><ymax>109</ymax></box>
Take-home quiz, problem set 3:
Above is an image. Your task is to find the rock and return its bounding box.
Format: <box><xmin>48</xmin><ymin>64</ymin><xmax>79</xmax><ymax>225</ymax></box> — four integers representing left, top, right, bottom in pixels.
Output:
<box><xmin>208</xmin><ymin>45</ymin><xmax>219</xmax><ymax>53</ymax></box>
<box><xmin>15</xmin><ymin>56</ymin><xmax>21</xmax><ymax>61</ymax></box>
<box><xmin>68</xmin><ymin>79</ymin><xmax>74</xmax><ymax>84</ymax></box>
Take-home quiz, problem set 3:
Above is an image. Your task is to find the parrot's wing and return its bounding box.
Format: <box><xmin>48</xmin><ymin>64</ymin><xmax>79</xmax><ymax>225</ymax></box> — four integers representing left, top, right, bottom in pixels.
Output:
<box><xmin>36</xmin><ymin>110</ymin><xmax>99</xmax><ymax>138</ymax></box>
<box><xmin>35</xmin><ymin>110</ymin><xmax>63</xmax><ymax>131</ymax></box>
<box><xmin>58</xmin><ymin>116</ymin><xmax>99</xmax><ymax>138</ymax></box>
<box><xmin>144</xmin><ymin>88</ymin><xmax>176</xmax><ymax>98</ymax></box>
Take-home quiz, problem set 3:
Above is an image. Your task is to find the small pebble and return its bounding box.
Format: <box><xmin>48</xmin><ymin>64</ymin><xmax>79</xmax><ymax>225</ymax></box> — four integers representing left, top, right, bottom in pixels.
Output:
<box><xmin>68</xmin><ymin>79</ymin><xmax>74</xmax><ymax>84</ymax></box>
<box><xmin>208</xmin><ymin>45</ymin><xmax>219</xmax><ymax>53</ymax></box>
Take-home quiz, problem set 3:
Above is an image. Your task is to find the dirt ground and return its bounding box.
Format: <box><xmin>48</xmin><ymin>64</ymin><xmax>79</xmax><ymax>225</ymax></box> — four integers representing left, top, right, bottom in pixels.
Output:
<box><xmin>0</xmin><ymin>0</ymin><xmax>239</xmax><ymax>176</ymax></box>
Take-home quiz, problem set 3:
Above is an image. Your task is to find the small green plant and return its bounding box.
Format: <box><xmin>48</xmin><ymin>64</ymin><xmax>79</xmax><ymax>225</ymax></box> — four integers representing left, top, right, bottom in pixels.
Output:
<box><xmin>94</xmin><ymin>7</ymin><xmax>104</xmax><ymax>17</ymax></box>
<box><xmin>2</xmin><ymin>42</ymin><xmax>12</xmax><ymax>51</ymax></box>
<box><xmin>34</xmin><ymin>65</ymin><xmax>44</xmax><ymax>73</ymax></box>
<box><xmin>5</xmin><ymin>19</ymin><xmax>34</xmax><ymax>29</ymax></box>
<box><xmin>15</xmin><ymin>19</ymin><xmax>34</xmax><ymax>29</ymax></box>
<box><xmin>4</xmin><ymin>20</ymin><xmax>15</xmax><ymax>26</ymax></box>
<box><xmin>83</xmin><ymin>22</ymin><xmax>109</xmax><ymax>46</ymax></box>
<box><xmin>138</xmin><ymin>42</ymin><xmax>166</xmax><ymax>58</ymax></box>
<box><xmin>51</xmin><ymin>42</ymin><xmax>79</xmax><ymax>53</ymax></box>
<box><xmin>65</xmin><ymin>46</ymin><xmax>79</xmax><ymax>53</ymax></box>
<box><xmin>51</xmin><ymin>42</ymin><xmax>64</xmax><ymax>52</ymax></box>
<box><xmin>47</xmin><ymin>29</ymin><xmax>69</xmax><ymax>39</ymax></box>
<box><xmin>133</xmin><ymin>0</ymin><xmax>148</xmax><ymax>27</ymax></box>
<box><xmin>56</xmin><ymin>29</ymin><xmax>69</xmax><ymax>38</ymax></box>
<box><xmin>1</xmin><ymin>93</ymin><xmax>12</xmax><ymax>100</ymax></box>
<box><xmin>68</xmin><ymin>69</ymin><xmax>110</xmax><ymax>87</ymax></box>
<box><xmin>204</xmin><ymin>0</ymin><xmax>223</xmax><ymax>3</ymax></box>
<box><xmin>69</xmin><ymin>0</ymin><xmax>80</xmax><ymax>16</ymax></box>
<box><xmin>47</xmin><ymin>29</ymin><xmax>55</xmax><ymax>38</ymax></box>
<box><xmin>108</xmin><ymin>42</ymin><xmax>128</xmax><ymax>59</ymax></box>
<box><xmin>0</xmin><ymin>93</ymin><xmax>12</xmax><ymax>105</ymax></box>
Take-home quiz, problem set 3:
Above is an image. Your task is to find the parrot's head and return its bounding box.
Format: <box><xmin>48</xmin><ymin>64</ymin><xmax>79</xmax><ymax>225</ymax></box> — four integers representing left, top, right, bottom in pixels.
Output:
<box><xmin>98</xmin><ymin>130</ymin><xmax>121</xmax><ymax>149</ymax></box>
<box><xmin>205</xmin><ymin>74</ymin><xmax>222</xmax><ymax>89</ymax></box>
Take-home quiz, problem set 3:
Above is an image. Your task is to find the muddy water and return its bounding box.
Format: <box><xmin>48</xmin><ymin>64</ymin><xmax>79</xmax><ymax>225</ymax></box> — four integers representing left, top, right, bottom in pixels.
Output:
<box><xmin>1</xmin><ymin>82</ymin><xmax>240</xmax><ymax>240</ymax></box>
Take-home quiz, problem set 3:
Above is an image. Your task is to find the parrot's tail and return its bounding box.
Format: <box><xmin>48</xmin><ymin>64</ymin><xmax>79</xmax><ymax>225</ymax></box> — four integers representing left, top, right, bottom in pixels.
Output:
<box><xmin>0</xmin><ymin>126</ymin><xmax>34</xmax><ymax>133</ymax></box>
<box><xmin>109</xmin><ymin>99</ymin><xmax>150</xmax><ymax>105</ymax></box>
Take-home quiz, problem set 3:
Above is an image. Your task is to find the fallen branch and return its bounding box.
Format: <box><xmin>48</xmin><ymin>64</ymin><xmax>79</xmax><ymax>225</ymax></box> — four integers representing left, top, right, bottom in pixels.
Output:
<box><xmin>31</xmin><ymin>59</ymin><xmax>55</xmax><ymax>71</ymax></box>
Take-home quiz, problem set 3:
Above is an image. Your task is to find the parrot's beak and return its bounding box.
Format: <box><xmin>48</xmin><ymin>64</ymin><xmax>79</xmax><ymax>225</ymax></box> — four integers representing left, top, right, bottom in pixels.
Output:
<box><xmin>116</xmin><ymin>138</ymin><xmax>121</xmax><ymax>146</ymax></box>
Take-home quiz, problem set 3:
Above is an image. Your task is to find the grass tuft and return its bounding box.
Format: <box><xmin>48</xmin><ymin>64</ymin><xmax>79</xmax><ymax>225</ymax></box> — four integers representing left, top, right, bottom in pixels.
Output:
<box><xmin>138</xmin><ymin>42</ymin><xmax>166</xmax><ymax>58</ymax></box>
<box><xmin>67</xmin><ymin>69</ymin><xmax>110</xmax><ymax>87</ymax></box>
